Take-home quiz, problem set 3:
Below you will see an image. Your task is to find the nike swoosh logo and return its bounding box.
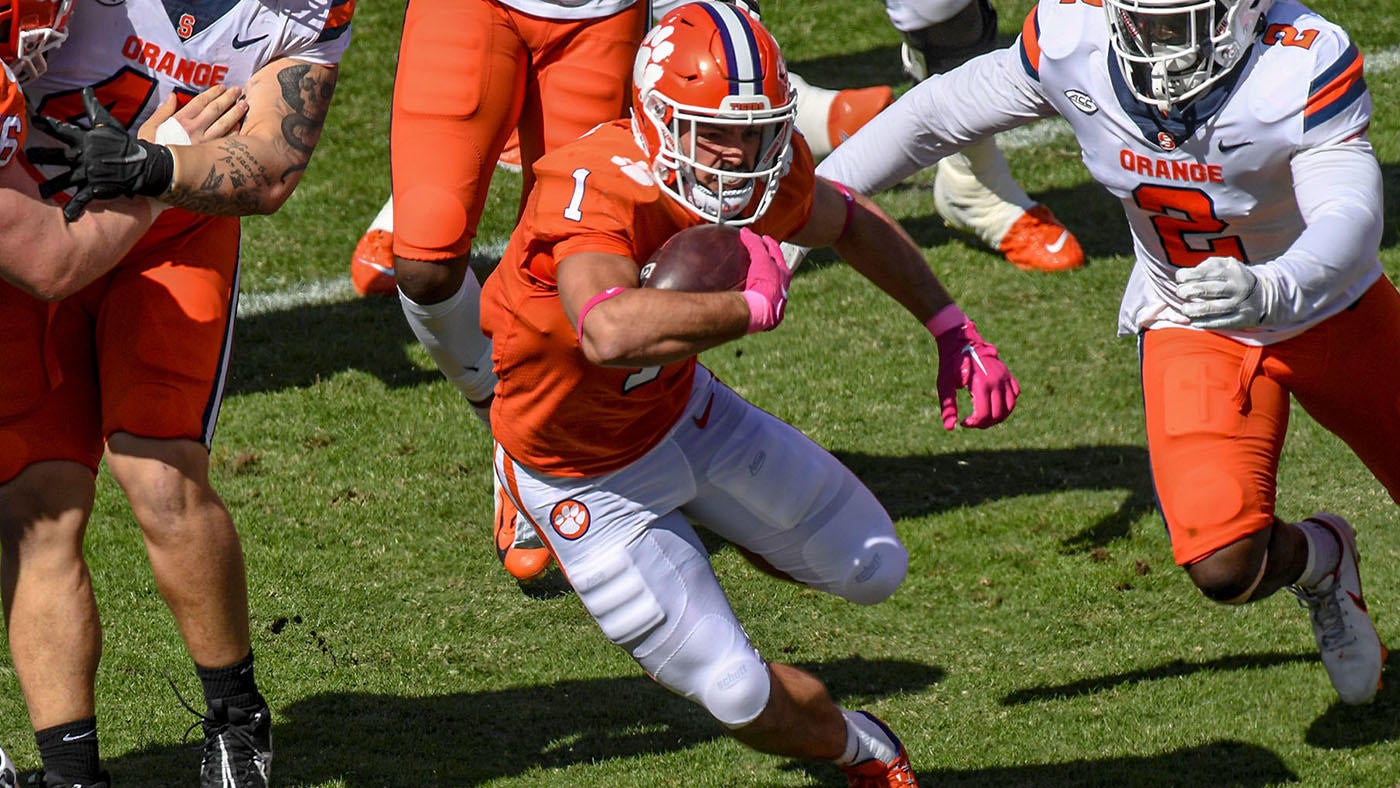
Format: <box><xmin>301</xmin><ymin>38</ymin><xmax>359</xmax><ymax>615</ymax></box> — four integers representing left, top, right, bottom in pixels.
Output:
<box><xmin>1349</xmin><ymin>590</ymin><xmax>1368</xmax><ymax>612</ymax></box>
<box><xmin>62</xmin><ymin>729</ymin><xmax>96</xmax><ymax>742</ymax></box>
<box><xmin>232</xmin><ymin>33</ymin><xmax>269</xmax><ymax>49</ymax></box>
<box><xmin>1044</xmin><ymin>230</ymin><xmax>1069</xmax><ymax>254</ymax></box>
<box><xmin>354</xmin><ymin>257</ymin><xmax>394</xmax><ymax>276</ymax></box>
<box><xmin>1216</xmin><ymin>139</ymin><xmax>1253</xmax><ymax>153</ymax></box>
<box><xmin>692</xmin><ymin>392</ymin><xmax>715</xmax><ymax>429</ymax></box>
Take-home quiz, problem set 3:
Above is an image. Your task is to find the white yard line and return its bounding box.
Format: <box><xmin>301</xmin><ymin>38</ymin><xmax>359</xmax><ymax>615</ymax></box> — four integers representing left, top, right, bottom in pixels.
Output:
<box><xmin>237</xmin><ymin>240</ymin><xmax>508</xmax><ymax>317</ymax></box>
<box><xmin>239</xmin><ymin>44</ymin><xmax>1400</xmax><ymax>317</ymax></box>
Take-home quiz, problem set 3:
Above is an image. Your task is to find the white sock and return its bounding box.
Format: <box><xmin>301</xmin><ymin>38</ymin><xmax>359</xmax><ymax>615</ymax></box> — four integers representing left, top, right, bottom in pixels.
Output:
<box><xmin>367</xmin><ymin>196</ymin><xmax>394</xmax><ymax>234</ymax></box>
<box><xmin>836</xmin><ymin>709</ymin><xmax>898</xmax><ymax>766</ymax></box>
<box><xmin>1296</xmin><ymin>519</ymin><xmax>1342</xmax><ymax>589</ymax></box>
<box><xmin>398</xmin><ymin>276</ymin><xmax>496</xmax><ymax>427</ymax></box>
<box><xmin>789</xmin><ymin>73</ymin><xmax>838</xmax><ymax>157</ymax></box>
<box><xmin>933</xmin><ymin>137</ymin><xmax>1034</xmax><ymax>248</ymax></box>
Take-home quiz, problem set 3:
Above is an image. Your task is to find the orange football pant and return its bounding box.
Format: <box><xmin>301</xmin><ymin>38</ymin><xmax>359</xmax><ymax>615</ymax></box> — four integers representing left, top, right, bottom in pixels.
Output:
<box><xmin>0</xmin><ymin>213</ymin><xmax>240</xmax><ymax>484</ymax></box>
<box><xmin>391</xmin><ymin>0</ymin><xmax>645</xmax><ymax>262</ymax></box>
<box><xmin>1143</xmin><ymin>276</ymin><xmax>1400</xmax><ymax>566</ymax></box>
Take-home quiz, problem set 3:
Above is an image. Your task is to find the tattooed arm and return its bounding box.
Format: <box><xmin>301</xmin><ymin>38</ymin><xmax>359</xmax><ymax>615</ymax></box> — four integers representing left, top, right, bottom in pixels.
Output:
<box><xmin>164</xmin><ymin>59</ymin><xmax>338</xmax><ymax>216</ymax></box>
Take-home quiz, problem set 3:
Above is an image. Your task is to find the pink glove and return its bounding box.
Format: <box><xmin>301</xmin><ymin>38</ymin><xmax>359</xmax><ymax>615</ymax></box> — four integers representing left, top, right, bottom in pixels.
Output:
<box><xmin>927</xmin><ymin>305</ymin><xmax>1020</xmax><ymax>430</ymax></box>
<box><xmin>739</xmin><ymin>227</ymin><xmax>792</xmax><ymax>333</ymax></box>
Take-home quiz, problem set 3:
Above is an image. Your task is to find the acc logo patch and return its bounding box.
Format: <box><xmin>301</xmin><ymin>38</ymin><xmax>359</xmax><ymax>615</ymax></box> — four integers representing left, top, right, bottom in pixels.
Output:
<box><xmin>1063</xmin><ymin>89</ymin><xmax>1098</xmax><ymax>114</ymax></box>
<box><xmin>550</xmin><ymin>499</ymin><xmax>591</xmax><ymax>540</ymax></box>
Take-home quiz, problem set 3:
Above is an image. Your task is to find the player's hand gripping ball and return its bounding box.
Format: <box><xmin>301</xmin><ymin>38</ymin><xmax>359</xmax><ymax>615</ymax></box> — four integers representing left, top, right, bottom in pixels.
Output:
<box><xmin>640</xmin><ymin>224</ymin><xmax>751</xmax><ymax>292</ymax></box>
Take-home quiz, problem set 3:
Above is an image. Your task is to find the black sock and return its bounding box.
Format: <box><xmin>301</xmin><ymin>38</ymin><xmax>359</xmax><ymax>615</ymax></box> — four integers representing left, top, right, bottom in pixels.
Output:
<box><xmin>35</xmin><ymin>717</ymin><xmax>102</xmax><ymax>782</ymax></box>
<box><xmin>196</xmin><ymin>650</ymin><xmax>263</xmax><ymax>711</ymax></box>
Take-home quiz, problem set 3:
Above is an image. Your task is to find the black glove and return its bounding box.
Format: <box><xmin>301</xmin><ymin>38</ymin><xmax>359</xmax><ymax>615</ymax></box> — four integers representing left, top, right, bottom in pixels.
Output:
<box><xmin>27</xmin><ymin>86</ymin><xmax>175</xmax><ymax>222</ymax></box>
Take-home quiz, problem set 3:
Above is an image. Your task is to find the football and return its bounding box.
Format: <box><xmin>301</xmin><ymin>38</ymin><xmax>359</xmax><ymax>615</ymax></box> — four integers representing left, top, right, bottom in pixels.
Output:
<box><xmin>639</xmin><ymin>224</ymin><xmax>750</xmax><ymax>292</ymax></box>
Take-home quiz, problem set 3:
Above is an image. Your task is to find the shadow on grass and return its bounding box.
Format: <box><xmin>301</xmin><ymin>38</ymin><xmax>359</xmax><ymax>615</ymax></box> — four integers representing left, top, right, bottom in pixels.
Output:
<box><xmin>1305</xmin><ymin>649</ymin><xmax>1400</xmax><ymax>749</ymax></box>
<box><xmin>1001</xmin><ymin>651</ymin><xmax>1316</xmax><ymax>706</ymax></box>
<box><xmin>832</xmin><ymin>444</ymin><xmax>1157</xmax><ymax>552</ymax></box>
<box><xmin>229</xmin><ymin>295</ymin><xmax>434</xmax><ymax>397</ymax></box>
<box><xmin>96</xmin><ymin>657</ymin><xmax>941</xmax><ymax>786</ymax></box>
<box><xmin>1006</xmin><ymin>649</ymin><xmax>1400</xmax><ymax>752</ymax></box>
<box><xmin>784</xmin><ymin>740</ymin><xmax>1296</xmax><ymax>787</ymax></box>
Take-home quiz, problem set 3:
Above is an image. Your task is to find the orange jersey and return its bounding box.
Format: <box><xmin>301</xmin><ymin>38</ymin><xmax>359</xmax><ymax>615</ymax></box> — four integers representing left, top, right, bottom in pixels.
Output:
<box><xmin>482</xmin><ymin>120</ymin><xmax>815</xmax><ymax>477</ymax></box>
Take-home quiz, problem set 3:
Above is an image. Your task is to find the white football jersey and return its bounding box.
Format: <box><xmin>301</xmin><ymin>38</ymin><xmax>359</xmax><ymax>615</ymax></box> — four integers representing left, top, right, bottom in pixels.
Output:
<box><xmin>819</xmin><ymin>0</ymin><xmax>1382</xmax><ymax>345</ymax></box>
<box><xmin>25</xmin><ymin>0</ymin><xmax>352</xmax><ymax>133</ymax></box>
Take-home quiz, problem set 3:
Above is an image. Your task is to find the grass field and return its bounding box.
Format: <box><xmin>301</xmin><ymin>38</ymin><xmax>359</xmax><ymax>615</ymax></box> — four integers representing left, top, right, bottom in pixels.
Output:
<box><xmin>2</xmin><ymin>0</ymin><xmax>1399</xmax><ymax>785</ymax></box>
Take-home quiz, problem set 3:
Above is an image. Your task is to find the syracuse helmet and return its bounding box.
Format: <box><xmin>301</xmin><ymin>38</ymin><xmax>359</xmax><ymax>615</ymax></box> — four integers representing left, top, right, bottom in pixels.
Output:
<box><xmin>1104</xmin><ymin>0</ymin><xmax>1274</xmax><ymax>110</ymax></box>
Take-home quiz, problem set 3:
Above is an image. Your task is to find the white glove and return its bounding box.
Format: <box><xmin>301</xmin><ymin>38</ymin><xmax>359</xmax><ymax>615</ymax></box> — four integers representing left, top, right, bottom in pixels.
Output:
<box><xmin>1174</xmin><ymin>256</ymin><xmax>1275</xmax><ymax>329</ymax></box>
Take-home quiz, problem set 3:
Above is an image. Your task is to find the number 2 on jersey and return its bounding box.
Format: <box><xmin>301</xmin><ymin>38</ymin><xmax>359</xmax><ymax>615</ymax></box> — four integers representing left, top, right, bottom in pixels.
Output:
<box><xmin>1133</xmin><ymin>183</ymin><xmax>1247</xmax><ymax>267</ymax></box>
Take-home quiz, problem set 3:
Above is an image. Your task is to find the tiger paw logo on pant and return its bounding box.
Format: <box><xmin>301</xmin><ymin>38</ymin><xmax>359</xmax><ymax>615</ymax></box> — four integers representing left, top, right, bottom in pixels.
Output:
<box><xmin>551</xmin><ymin>499</ymin><xmax>590</xmax><ymax>540</ymax></box>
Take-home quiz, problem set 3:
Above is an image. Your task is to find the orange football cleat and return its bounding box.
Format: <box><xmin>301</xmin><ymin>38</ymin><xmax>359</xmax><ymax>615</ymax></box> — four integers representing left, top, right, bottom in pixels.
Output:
<box><xmin>827</xmin><ymin>85</ymin><xmax>894</xmax><ymax>150</ymax></box>
<box><xmin>350</xmin><ymin>228</ymin><xmax>397</xmax><ymax>297</ymax></box>
<box><xmin>494</xmin><ymin>486</ymin><xmax>553</xmax><ymax>582</ymax></box>
<box><xmin>840</xmin><ymin>713</ymin><xmax>920</xmax><ymax>787</ymax></box>
<box><xmin>997</xmin><ymin>204</ymin><xmax>1085</xmax><ymax>272</ymax></box>
<box><xmin>496</xmin><ymin>130</ymin><xmax>523</xmax><ymax>173</ymax></box>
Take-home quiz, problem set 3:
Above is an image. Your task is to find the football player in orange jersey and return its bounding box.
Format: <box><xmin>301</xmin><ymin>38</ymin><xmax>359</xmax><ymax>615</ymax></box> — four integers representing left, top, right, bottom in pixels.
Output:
<box><xmin>349</xmin><ymin>0</ymin><xmax>892</xmax><ymax>298</ymax></box>
<box><xmin>480</xmin><ymin>4</ymin><xmax>1018</xmax><ymax>784</ymax></box>
<box><xmin>4</xmin><ymin>0</ymin><xmax>352</xmax><ymax>783</ymax></box>
<box><xmin>354</xmin><ymin>0</ymin><xmax>905</xmax><ymax>587</ymax></box>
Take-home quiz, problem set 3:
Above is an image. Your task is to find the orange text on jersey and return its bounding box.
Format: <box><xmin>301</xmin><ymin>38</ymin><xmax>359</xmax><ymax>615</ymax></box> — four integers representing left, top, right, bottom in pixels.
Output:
<box><xmin>1119</xmin><ymin>149</ymin><xmax>1224</xmax><ymax>184</ymax></box>
<box><xmin>122</xmin><ymin>36</ymin><xmax>230</xmax><ymax>88</ymax></box>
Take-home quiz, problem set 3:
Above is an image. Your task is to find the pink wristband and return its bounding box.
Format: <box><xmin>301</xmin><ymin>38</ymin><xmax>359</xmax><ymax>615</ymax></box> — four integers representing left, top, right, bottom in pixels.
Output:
<box><xmin>831</xmin><ymin>181</ymin><xmax>856</xmax><ymax>244</ymax></box>
<box><xmin>742</xmin><ymin>289</ymin><xmax>769</xmax><ymax>334</ymax></box>
<box><xmin>576</xmin><ymin>286</ymin><xmax>626</xmax><ymax>345</ymax></box>
<box><xmin>924</xmin><ymin>304</ymin><xmax>968</xmax><ymax>337</ymax></box>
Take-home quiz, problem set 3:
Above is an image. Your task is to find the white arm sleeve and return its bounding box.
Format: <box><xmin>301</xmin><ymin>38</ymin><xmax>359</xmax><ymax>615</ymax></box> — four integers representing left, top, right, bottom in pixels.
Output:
<box><xmin>1255</xmin><ymin>139</ymin><xmax>1384</xmax><ymax>324</ymax></box>
<box><xmin>815</xmin><ymin>46</ymin><xmax>1057</xmax><ymax>195</ymax></box>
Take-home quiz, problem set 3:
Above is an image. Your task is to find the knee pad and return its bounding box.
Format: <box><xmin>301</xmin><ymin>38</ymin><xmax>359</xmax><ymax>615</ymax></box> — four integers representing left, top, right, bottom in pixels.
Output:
<box><xmin>834</xmin><ymin>536</ymin><xmax>908</xmax><ymax>606</ymax></box>
<box><xmin>655</xmin><ymin>613</ymin><xmax>769</xmax><ymax>727</ymax></box>
<box><xmin>701</xmin><ymin>651</ymin><xmax>772</xmax><ymax>728</ymax></box>
<box><xmin>901</xmin><ymin>0</ymin><xmax>998</xmax><ymax>80</ymax></box>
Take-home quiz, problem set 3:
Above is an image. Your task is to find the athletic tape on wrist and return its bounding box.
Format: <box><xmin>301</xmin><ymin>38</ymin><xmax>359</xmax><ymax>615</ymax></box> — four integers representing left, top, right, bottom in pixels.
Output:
<box><xmin>576</xmin><ymin>286</ymin><xmax>626</xmax><ymax>345</ymax></box>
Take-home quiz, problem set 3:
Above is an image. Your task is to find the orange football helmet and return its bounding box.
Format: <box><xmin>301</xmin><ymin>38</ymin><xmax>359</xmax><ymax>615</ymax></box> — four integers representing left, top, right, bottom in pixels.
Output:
<box><xmin>631</xmin><ymin>1</ymin><xmax>796</xmax><ymax>224</ymax></box>
<box><xmin>0</xmin><ymin>0</ymin><xmax>74</xmax><ymax>83</ymax></box>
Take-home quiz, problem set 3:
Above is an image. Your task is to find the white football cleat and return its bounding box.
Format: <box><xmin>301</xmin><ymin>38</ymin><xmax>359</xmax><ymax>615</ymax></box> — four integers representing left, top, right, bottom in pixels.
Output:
<box><xmin>1289</xmin><ymin>512</ymin><xmax>1387</xmax><ymax>705</ymax></box>
<box><xmin>933</xmin><ymin>138</ymin><xmax>1083</xmax><ymax>272</ymax></box>
<box><xmin>0</xmin><ymin>741</ymin><xmax>16</xmax><ymax>788</ymax></box>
